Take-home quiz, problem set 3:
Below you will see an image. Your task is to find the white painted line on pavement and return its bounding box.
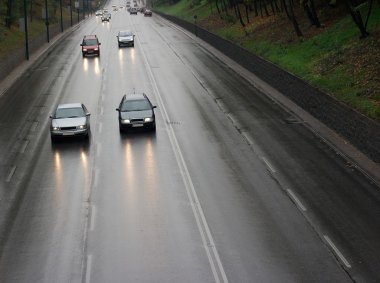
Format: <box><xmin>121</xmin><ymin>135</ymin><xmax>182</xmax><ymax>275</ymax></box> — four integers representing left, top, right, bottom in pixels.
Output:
<box><xmin>100</xmin><ymin>106</ymin><xmax>104</xmax><ymax>115</ymax></box>
<box><xmin>93</xmin><ymin>168</ymin><xmax>99</xmax><ymax>188</ymax></box>
<box><xmin>286</xmin><ymin>189</ymin><xmax>307</xmax><ymax>212</ymax></box>
<box><xmin>98</xmin><ymin>122</ymin><xmax>103</xmax><ymax>134</ymax></box>
<box><xmin>138</xmin><ymin>35</ymin><xmax>228</xmax><ymax>283</ymax></box>
<box><xmin>20</xmin><ymin>140</ymin><xmax>29</xmax><ymax>153</ymax></box>
<box><xmin>31</xmin><ymin>121</ymin><xmax>38</xmax><ymax>132</ymax></box>
<box><xmin>324</xmin><ymin>235</ymin><xmax>351</xmax><ymax>269</ymax></box>
<box><xmin>226</xmin><ymin>113</ymin><xmax>242</xmax><ymax>130</ymax></box>
<box><xmin>262</xmin><ymin>157</ymin><xmax>276</xmax><ymax>173</ymax></box>
<box><xmin>96</xmin><ymin>143</ymin><xmax>102</xmax><ymax>157</ymax></box>
<box><xmin>85</xmin><ymin>254</ymin><xmax>93</xmax><ymax>283</ymax></box>
<box><xmin>90</xmin><ymin>205</ymin><xmax>96</xmax><ymax>231</ymax></box>
<box><xmin>6</xmin><ymin>166</ymin><xmax>16</xmax><ymax>182</ymax></box>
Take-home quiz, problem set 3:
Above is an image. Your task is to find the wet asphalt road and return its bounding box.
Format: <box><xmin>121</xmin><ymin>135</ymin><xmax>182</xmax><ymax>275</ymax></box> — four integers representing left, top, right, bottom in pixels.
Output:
<box><xmin>0</xmin><ymin>2</ymin><xmax>379</xmax><ymax>282</ymax></box>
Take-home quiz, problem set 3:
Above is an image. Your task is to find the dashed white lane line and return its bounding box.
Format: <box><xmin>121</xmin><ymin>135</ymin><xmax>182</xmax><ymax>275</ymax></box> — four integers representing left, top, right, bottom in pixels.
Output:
<box><xmin>85</xmin><ymin>254</ymin><xmax>93</xmax><ymax>283</ymax></box>
<box><xmin>262</xmin><ymin>157</ymin><xmax>276</xmax><ymax>173</ymax></box>
<box><xmin>90</xmin><ymin>205</ymin><xmax>96</xmax><ymax>231</ymax></box>
<box><xmin>98</xmin><ymin>122</ymin><xmax>103</xmax><ymax>134</ymax></box>
<box><xmin>6</xmin><ymin>166</ymin><xmax>16</xmax><ymax>182</ymax></box>
<box><xmin>93</xmin><ymin>168</ymin><xmax>99</xmax><ymax>189</ymax></box>
<box><xmin>286</xmin><ymin>189</ymin><xmax>307</xmax><ymax>212</ymax></box>
<box><xmin>323</xmin><ymin>235</ymin><xmax>352</xmax><ymax>269</ymax></box>
<box><xmin>100</xmin><ymin>106</ymin><xmax>104</xmax><ymax>115</ymax></box>
<box><xmin>20</xmin><ymin>140</ymin><xmax>29</xmax><ymax>153</ymax></box>
<box><xmin>96</xmin><ymin>143</ymin><xmax>102</xmax><ymax>157</ymax></box>
<box><xmin>31</xmin><ymin>121</ymin><xmax>38</xmax><ymax>132</ymax></box>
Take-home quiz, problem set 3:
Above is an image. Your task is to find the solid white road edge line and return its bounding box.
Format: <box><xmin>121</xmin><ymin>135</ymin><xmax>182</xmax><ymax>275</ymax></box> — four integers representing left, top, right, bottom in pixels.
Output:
<box><xmin>90</xmin><ymin>205</ymin><xmax>96</xmax><ymax>231</ymax></box>
<box><xmin>323</xmin><ymin>235</ymin><xmax>352</xmax><ymax>269</ymax></box>
<box><xmin>137</xmin><ymin>33</ymin><xmax>228</xmax><ymax>283</ymax></box>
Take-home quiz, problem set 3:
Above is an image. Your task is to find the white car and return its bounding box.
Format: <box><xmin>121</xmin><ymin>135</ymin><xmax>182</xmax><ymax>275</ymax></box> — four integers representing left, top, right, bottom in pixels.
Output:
<box><xmin>50</xmin><ymin>103</ymin><xmax>91</xmax><ymax>141</ymax></box>
<box><xmin>95</xmin><ymin>10</ymin><xmax>102</xmax><ymax>16</ymax></box>
<box><xmin>117</xmin><ymin>30</ymin><xmax>135</xmax><ymax>47</ymax></box>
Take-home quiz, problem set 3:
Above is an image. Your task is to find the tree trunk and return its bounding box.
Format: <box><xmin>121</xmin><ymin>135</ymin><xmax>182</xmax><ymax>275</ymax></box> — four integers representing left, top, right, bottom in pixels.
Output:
<box><xmin>5</xmin><ymin>0</ymin><xmax>13</xmax><ymax>28</ymax></box>
<box><xmin>345</xmin><ymin>0</ymin><xmax>370</xmax><ymax>38</ymax></box>
<box><xmin>282</xmin><ymin>0</ymin><xmax>303</xmax><ymax>37</ymax></box>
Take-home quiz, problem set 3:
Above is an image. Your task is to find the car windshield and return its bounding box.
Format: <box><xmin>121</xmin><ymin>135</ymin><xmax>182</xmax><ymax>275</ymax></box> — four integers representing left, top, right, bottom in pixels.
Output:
<box><xmin>121</xmin><ymin>99</ymin><xmax>151</xmax><ymax>111</ymax></box>
<box><xmin>55</xmin><ymin>107</ymin><xmax>85</xmax><ymax>118</ymax></box>
<box><xmin>119</xmin><ymin>31</ymin><xmax>132</xmax><ymax>37</ymax></box>
<box><xmin>84</xmin><ymin>39</ymin><xmax>98</xmax><ymax>46</ymax></box>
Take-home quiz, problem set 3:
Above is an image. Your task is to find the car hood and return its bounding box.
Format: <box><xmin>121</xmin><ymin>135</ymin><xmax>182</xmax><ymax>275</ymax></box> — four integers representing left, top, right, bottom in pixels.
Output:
<box><xmin>52</xmin><ymin>117</ymin><xmax>86</xmax><ymax>127</ymax></box>
<box><xmin>120</xmin><ymin>110</ymin><xmax>152</xmax><ymax>119</ymax></box>
<box><xmin>83</xmin><ymin>45</ymin><xmax>98</xmax><ymax>49</ymax></box>
<box><xmin>119</xmin><ymin>36</ymin><xmax>134</xmax><ymax>42</ymax></box>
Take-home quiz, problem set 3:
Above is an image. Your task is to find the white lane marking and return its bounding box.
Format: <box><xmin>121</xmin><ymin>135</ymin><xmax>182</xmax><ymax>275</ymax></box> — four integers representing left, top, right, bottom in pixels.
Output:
<box><xmin>226</xmin><ymin>113</ymin><xmax>242</xmax><ymax>130</ymax></box>
<box><xmin>138</xmin><ymin>36</ymin><xmax>228</xmax><ymax>283</ymax></box>
<box><xmin>241</xmin><ymin>131</ymin><xmax>254</xmax><ymax>146</ymax></box>
<box><xmin>215</xmin><ymin>99</ymin><xmax>228</xmax><ymax>113</ymax></box>
<box><xmin>98</xmin><ymin>122</ymin><xmax>103</xmax><ymax>134</ymax></box>
<box><xmin>20</xmin><ymin>140</ymin><xmax>29</xmax><ymax>153</ymax></box>
<box><xmin>100</xmin><ymin>106</ymin><xmax>104</xmax><ymax>115</ymax></box>
<box><xmin>90</xmin><ymin>205</ymin><xmax>96</xmax><ymax>231</ymax></box>
<box><xmin>96</xmin><ymin>143</ymin><xmax>102</xmax><ymax>157</ymax></box>
<box><xmin>286</xmin><ymin>189</ymin><xmax>307</xmax><ymax>212</ymax></box>
<box><xmin>85</xmin><ymin>254</ymin><xmax>93</xmax><ymax>283</ymax></box>
<box><xmin>262</xmin><ymin>157</ymin><xmax>276</xmax><ymax>173</ymax></box>
<box><xmin>323</xmin><ymin>235</ymin><xmax>352</xmax><ymax>269</ymax></box>
<box><xmin>93</xmin><ymin>168</ymin><xmax>99</xmax><ymax>188</ymax></box>
<box><xmin>31</xmin><ymin>121</ymin><xmax>38</xmax><ymax>132</ymax></box>
<box><xmin>6</xmin><ymin>166</ymin><xmax>16</xmax><ymax>182</ymax></box>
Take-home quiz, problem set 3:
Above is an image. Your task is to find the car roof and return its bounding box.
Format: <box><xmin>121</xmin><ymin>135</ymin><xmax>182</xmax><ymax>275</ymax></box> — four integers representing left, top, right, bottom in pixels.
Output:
<box><xmin>83</xmin><ymin>35</ymin><xmax>97</xmax><ymax>39</ymax></box>
<box><xmin>57</xmin><ymin>103</ymin><xmax>83</xmax><ymax>109</ymax></box>
<box><xmin>124</xmin><ymin>93</ymin><xmax>147</xmax><ymax>101</ymax></box>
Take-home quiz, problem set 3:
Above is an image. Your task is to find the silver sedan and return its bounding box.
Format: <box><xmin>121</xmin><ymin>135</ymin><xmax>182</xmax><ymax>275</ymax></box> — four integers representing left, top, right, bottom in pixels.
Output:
<box><xmin>50</xmin><ymin>103</ymin><xmax>91</xmax><ymax>141</ymax></box>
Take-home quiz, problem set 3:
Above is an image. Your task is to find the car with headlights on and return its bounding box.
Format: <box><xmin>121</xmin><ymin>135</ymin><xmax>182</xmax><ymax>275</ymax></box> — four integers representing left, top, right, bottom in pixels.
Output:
<box><xmin>144</xmin><ymin>9</ymin><xmax>152</xmax><ymax>16</ymax></box>
<box><xmin>116</xmin><ymin>93</ymin><xmax>156</xmax><ymax>133</ymax></box>
<box><xmin>101</xmin><ymin>13</ymin><xmax>111</xmax><ymax>22</ymax></box>
<box><xmin>117</xmin><ymin>30</ymin><xmax>134</xmax><ymax>47</ymax></box>
<box><xmin>50</xmin><ymin>103</ymin><xmax>91</xmax><ymax>141</ymax></box>
<box><xmin>80</xmin><ymin>35</ymin><xmax>101</xmax><ymax>57</ymax></box>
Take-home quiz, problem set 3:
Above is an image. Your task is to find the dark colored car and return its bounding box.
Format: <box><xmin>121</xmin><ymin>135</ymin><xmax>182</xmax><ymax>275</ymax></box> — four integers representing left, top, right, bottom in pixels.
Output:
<box><xmin>144</xmin><ymin>9</ymin><xmax>152</xmax><ymax>17</ymax></box>
<box><xmin>116</xmin><ymin>93</ymin><xmax>156</xmax><ymax>133</ymax></box>
<box><xmin>50</xmin><ymin>103</ymin><xmax>91</xmax><ymax>141</ymax></box>
<box><xmin>81</xmin><ymin>35</ymin><xmax>101</xmax><ymax>57</ymax></box>
<box><xmin>117</xmin><ymin>30</ymin><xmax>135</xmax><ymax>47</ymax></box>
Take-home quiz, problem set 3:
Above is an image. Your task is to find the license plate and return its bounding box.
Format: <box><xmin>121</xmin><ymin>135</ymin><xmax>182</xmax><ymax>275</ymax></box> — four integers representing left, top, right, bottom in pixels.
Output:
<box><xmin>132</xmin><ymin>124</ymin><xmax>143</xmax><ymax>128</ymax></box>
<box><xmin>62</xmin><ymin>132</ymin><xmax>74</xmax><ymax>136</ymax></box>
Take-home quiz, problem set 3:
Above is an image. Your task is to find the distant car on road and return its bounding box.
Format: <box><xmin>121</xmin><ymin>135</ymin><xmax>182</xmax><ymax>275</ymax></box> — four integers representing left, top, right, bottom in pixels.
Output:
<box><xmin>116</xmin><ymin>93</ymin><xmax>156</xmax><ymax>133</ymax></box>
<box><xmin>117</xmin><ymin>30</ymin><xmax>135</xmax><ymax>47</ymax></box>
<box><xmin>80</xmin><ymin>35</ymin><xmax>101</xmax><ymax>57</ymax></box>
<box><xmin>101</xmin><ymin>13</ymin><xmax>111</xmax><ymax>22</ymax></box>
<box><xmin>50</xmin><ymin>103</ymin><xmax>91</xmax><ymax>141</ymax></box>
<box><xmin>95</xmin><ymin>10</ymin><xmax>102</xmax><ymax>16</ymax></box>
<box><xmin>130</xmin><ymin>7</ymin><xmax>138</xmax><ymax>14</ymax></box>
<box><xmin>144</xmin><ymin>9</ymin><xmax>152</xmax><ymax>17</ymax></box>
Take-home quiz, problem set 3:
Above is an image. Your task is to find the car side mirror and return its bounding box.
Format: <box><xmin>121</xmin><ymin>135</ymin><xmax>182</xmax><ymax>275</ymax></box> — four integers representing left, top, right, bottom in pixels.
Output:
<box><xmin>80</xmin><ymin>44</ymin><xmax>83</xmax><ymax>46</ymax></box>
<box><xmin>99</xmin><ymin>42</ymin><xmax>101</xmax><ymax>45</ymax></box>
<box><xmin>153</xmin><ymin>106</ymin><xmax>157</xmax><ymax>109</ymax></box>
<box><xmin>86</xmin><ymin>113</ymin><xmax>91</xmax><ymax>116</ymax></box>
<box><xmin>49</xmin><ymin>115</ymin><xmax>53</xmax><ymax>118</ymax></box>
<box><xmin>116</xmin><ymin>108</ymin><xmax>120</xmax><ymax>111</ymax></box>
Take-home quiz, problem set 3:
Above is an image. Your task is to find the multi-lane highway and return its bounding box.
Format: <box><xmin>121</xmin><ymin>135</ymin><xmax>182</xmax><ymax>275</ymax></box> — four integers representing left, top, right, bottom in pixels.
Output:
<box><xmin>0</xmin><ymin>2</ymin><xmax>379</xmax><ymax>282</ymax></box>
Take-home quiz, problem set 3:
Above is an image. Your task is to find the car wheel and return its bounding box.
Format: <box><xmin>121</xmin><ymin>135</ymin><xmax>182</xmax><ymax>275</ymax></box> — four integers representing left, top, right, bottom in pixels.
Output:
<box><xmin>82</xmin><ymin>52</ymin><xmax>85</xmax><ymax>57</ymax></box>
<box><xmin>51</xmin><ymin>135</ymin><xmax>56</xmax><ymax>142</ymax></box>
<box><xmin>132</xmin><ymin>42</ymin><xmax>134</xmax><ymax>47</ymax></box>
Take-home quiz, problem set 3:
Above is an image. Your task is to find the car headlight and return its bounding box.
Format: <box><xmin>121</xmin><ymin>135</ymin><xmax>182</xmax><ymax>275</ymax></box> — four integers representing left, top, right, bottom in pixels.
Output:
<box><xmin>144</xmin><ymin>117</ymin><xmax>153</xmax><ymax>122</ymax></box>
<box><xmin>121</xmin><ymin>119</ymin><xmax>130</xmax><ymax>124</ymax></box>
<box><xmin>83</xmin><ymin>48</ymin><xmax>87</xmax><ymax>51</ymax></box>
<box><xmin>78</xmin><ymin>125</ymin><xmax>87</xmax><ymax>130</ymax></box>
<box><xmin>52</xmin><ymin>126</ymin><xmax>59</xmax><ymax>131</ymax></box>
<box><xmin>94</xmin><ymin>48</ymin><xmax>99</xmax><ymax>51</ymax></box>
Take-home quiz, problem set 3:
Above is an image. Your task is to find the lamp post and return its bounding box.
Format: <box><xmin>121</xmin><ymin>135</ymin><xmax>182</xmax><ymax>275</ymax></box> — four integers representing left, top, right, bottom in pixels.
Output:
<box><xmin>45</xmin><ymin>0</ymin><xmax>50</xmax><ymax>42</ymax></box>
<box><xmin>60</xmin><ymin>0</ymin><xmax>63</xmax><ymax>32</ymax></box>
<box><xmin>23</xmin><ymin>0</ymin><xmax>29</xmax><ymax>60</ymax></box>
